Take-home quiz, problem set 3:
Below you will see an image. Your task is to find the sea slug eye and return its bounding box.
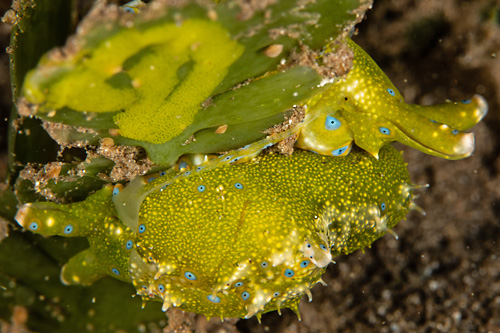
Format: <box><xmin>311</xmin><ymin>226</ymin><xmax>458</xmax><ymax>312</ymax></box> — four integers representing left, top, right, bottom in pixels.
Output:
<box><xmin>379</xmin><ymin>127</ymin><xmax>391</xmax><ymax>135</ymax></box>
<box><xmin>306</xmin><ymin>243</ymin><xmax>312</xmax><ymax>249</ymax></box>
<box><xmin>381</xmin><ymin>202</ymin><xmax>386</xmax><ymax>211</ymax></box>
<box><xmin>273</xmin><ymin>291</ymin><xmax>280</xmax><ymax>297</ymax></box>
<box><xmin>138</xmin><ymin>224</ymin><xmax>146</xmax><ymax>233</ymax></box>
<box><xmin>111</xmin><ymin>268</ymin><xmax>120</xmax><ymax>275</ymax></box>
<box><xmin>196</xmin><ymin>166</ymin><xmax>203</xmax><ymax>172</ymax></box>
<box><xmin>64</xmin><ymin>225</ymin><xmax>74</xmax><ymax>234</ymax></box>
<box><xmin>184</xmin><ymin>272</ymin><xmax>197</xmax><ymax>281</ymax></box>
<box><xmin>461</xmin><ymin>99</ymin><xmax>472</xmax><ymax>104</ymax></box>
<box><xmin>126</xmin><ymin>240</ymin><xmax>134</xmax><ymax>250</ymax></box>
<box><xmin>241</xmin><ymin>291</ymin><xmax>250</xmax><ymax>300</ymax></box>
<box><xmin>29</xmin><ymin>222</ymin><xmax>38</xmax><ymax>231</ymax></box>
<box><xmin>158</xmin><ymin>284</ymin><xmax>165</xmax><ymax>293</ymax></box>
<box><xmin>320</xmin><ymin>244</ymin><xmax>328</xmax><ymax>251</ymax></box>
<box><xmin>261</xmin><ymin>261</ymin><xmax>268</xmax><ymax>268</ymax></box>
<box><xmin>234</xmin><ymin>282</ymin><xmax>244</xmax><ymax>288</ymax></box>
<box><xmin>159</xmin><ymin>171</ymin><xmax>166</xmax><ymax>176</ymax></box>
<box><xmin>324</xmin><ymin>115</ymin><xmax>341</xmax><ymax>131</ymax></box>
<box><xmin>387</xmin><ymin>88</ymin><xmax>395</xmax><ymax>96</ymax></box>
<box><xmin>197</xmin><ymin>185</ymin><xmax>206</xmax><ymax>192</ymax></box>
<box><xmin>223</xmin><ymin>155</ymin><xmax>232</xmax><ymax>162</ymax></box>
<box><xmin>234</xmin><ymin>182</ymin><xmax>244</xmax><ymax>189</ymax></box>
<box><xmin>332</xmin><ymin>145</ymin><xmax>349</xmax><ymax>156</ymax></box>
<box><xmin>300</xmin><ymin>260</ymin><xmax>310</xmax><ymax>268</ymax></box>
<box><xmin>207</xmin><ymin>295</ymin><xmax>221</xmax><ymax>303</ymax></box>
<box><xmin>284</xmin><ymin>269</ymin><xmax>295</xmax><ymax>278</ymax></box>
<box><xmin>112</xmin><ymin>187</ymin><xmax>120</xmax><ymax>196</ymax></box>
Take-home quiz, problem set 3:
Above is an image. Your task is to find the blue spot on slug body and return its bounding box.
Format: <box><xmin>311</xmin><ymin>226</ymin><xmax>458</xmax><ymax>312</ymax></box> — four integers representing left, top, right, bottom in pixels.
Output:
<box><xmin>207</xmin><ymin>295</ymin><xmax>221</xmax><ymax>303</ymax></box>
<box><xmin>29</xmin><ymin>222</ymin><xmax>38</xmax><ymax>231</ymax></box>
<box><xmin>197</xmin><ymin>185</ymin><xmax>206</xmax><ymax>192</ymax></box>
<box><xmin>387</xmin><ymin>88</ymin><xmax>395</xmax><ymax>96</ymax></box>
<box><xmin>126</xmin><ymin>240</ymin><xmax>134</xmax><ymax>250</ymax></box>
<box><xmin>184</xmin><ymin>272</ymin><xmax>197</xmax><ymax>280</ymax></box>
<box><xmin>325</xmin><ymin>116</ymin><xmax>341</xmax><ymax>130</ymax></box>
<box><xmin>300</xmin><ymin>260</ymin><xmax>310</xmax><ymax>268</ymax></box>
<box><xmin>241</xmin><ymin>291</ymin><xmax>250</xmax><ymax>300</ymax></box>
<box><xmin>138</xmin><ymin>224</ymin><xmax>146</xmax><ymax>233</ymax></box>
<box><xmin>64</xmin><ymin>225</ymin><xmax>74</xmax><ymax>234</ymax></box>
<box><xmin>379</xmin><ymin>127</ymin><xmax>391</xmax><ymax>135</ymax></box>
<box><xmin>234</xmin><ymin>282</ymin><xmax>244</xmax><ymax>287</ymax></box>
<box><xmin>234</xmin><ymin>182</ymin><xmax>244</xmax><ymax>189</ymax></box>
<box><xmin>112</xmin><ymin>268</ymin><xmax>120</xmax><ymax>275</ymax></box>
<box><xmin>332</xmin><ymin>145</ymin><xmax>349</xmax><ymax>156</ymax></box>
<box><xmin>284</xmin><ymin>269</ymin><xmax>295</xmax><ymax>277</ymax></box>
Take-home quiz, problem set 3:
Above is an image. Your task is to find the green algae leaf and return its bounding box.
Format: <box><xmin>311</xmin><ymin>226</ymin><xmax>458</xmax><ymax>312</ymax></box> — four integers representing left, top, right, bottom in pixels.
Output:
<box><xmin>0</xmin><ymin>232</ymin><xmax>165</xmax><ymax>332</ymax></box>
<box><xmin>19</xmin><ymin>0</ymin><xmax>364</xmax><ymax>165</ymax></box>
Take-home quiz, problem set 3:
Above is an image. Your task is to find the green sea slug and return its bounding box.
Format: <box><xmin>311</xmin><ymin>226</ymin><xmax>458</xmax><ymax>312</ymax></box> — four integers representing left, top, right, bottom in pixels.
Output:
<box><xmin>15</xmin><ymin>145</ymin><xmax>417</xmax><ymax>319</ymax></box>
<box><xmin>19</xmin><ymin>0</ymin><xmax>487</xmax><ymax>165</ymax></box>
<box><xmin>294</xmin><ymin>39</ymin><xmax>488</xmax><ymax>160</ymax></box>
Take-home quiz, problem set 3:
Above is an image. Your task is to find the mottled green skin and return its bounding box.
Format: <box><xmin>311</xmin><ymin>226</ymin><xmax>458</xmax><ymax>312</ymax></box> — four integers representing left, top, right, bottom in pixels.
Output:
<box><xmin>15</xmin><ymin>145</ymin><xmax>414</xmax><ymax>319</ymax></box>
<box><xmin>296</xmin><ymin>39</ymin><xmax>487</xmax><ymax>159</ymax></box>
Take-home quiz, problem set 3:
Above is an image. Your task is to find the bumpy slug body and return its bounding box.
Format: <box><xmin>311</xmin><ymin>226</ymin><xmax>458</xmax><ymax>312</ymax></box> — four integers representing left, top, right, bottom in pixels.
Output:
<box><xmin>294</xmin><ymin>39</ymin><xmax>487</xmax><ymax>160</ymax></box>
<box><xmin>16</xmin><ymin>145</ymin><xmax>416</xmax><ymax>319</ymax></box>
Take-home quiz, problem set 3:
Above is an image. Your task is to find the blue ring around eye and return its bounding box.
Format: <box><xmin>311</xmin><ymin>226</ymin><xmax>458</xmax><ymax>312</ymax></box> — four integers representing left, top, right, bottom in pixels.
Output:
<box><xmin>332</xmin><ymin>145</ymin><xmax>349</xmax><ymax>156</ymax></box>
<box><xmin>126</xmin><ymin>240</ymin><xmax>134</xmax><ymax>250</ymax></box>
<box><xmin>320</xmin><ymin>244</ymin><xmax>328</xmax><ymax>251</ymax></box>
<box><xmin>223</xmin><ymin>155</ymin><xmax>232</xmax><ymax>161</ymax></box>
<box><xmin>381</xmin><ymin>202</ymin><xmax>386</xmax><ymax>211</ymax></box>
<box><xmin>64</xmin><ymin>225</ymin><xmax>74</xmax><ymax>234</ymax></box>
<box><xmin>196</xmin><ymin>166</ymin><xmax>203</xmax><ymax>172</ymax></box>
<box><xmin>261</xmin><ymin>261</ymin><xmax>268</xmax><ymax>268</ymax></box>
<box><xmin>184</xmin><ymin>271</ymin><xmax>197</xmax><ymax>281</ymax></box>
<box><xmin>300</xmin><ymin>260</ymin><xmax>310</xmax><ymax>268</ymax></box>
<box><xmin>461</xmin><ymin>99</ymin><xmax>472</xmax><ymax>104</ymax></box>
<box><xmin>273</xmin><ymin>291</ymin><xmax>280</xmax><ymax>297</ymax></box>
<box><xmin>234</xmin><ymin>182</ymin><xmax>244</xmax><ymax>189</ymax></box>
<box><xmin>284</xmin><ymin>269</ymin><xmax>295</xmax><ymax>277</ymax></box>
<box><xmin>241</xmin><ymin>291</ymin><xmax>250</xmax><ymax>300</ymax></box>
<box><xmin>379</xmin><ymin>127</ymin><xmax>391</xmax><ymax>135</ymax></box>
<box><xmin>112</xmin><ymin>187</ymin><xmax>120</xmax><ymax>196</ymax></box>
<box><xmin>111</xmin><ymin>268</ymin><xmax>120</xmax><ymax>275</ymax></box>
<box><xmin>234</xmin><ymin>282</ymin><xmax>244</xmax><ymax>288</ymax></box>
<box><xmin>158</xmin><ymin>284</ymin><xmax>165</xmax><ymax>293</ymax></box>
<box><xmin>159</xmin><ymin>171</ymin><xmax>167</xmax><ymax>176</ymax></box>
<box><xmin>29</xmin><ymin>222</ymin><xmax>38</xmax><ymax>231</ymax></box>
<box><xmin>138</xmin><ymin>224</ymin><xmax>146</xmax><ymax>233</ymax></box>
<box><xmin>207</xmin><ymin>295</ymin><xmax>221</xmax><ymax>303</ymax></box>
<box><xmin>387</xmin><ymin>88</ymin><xmax>396</xmax><ymax>96</ymax></box>
<box><xmin>197</xmin><ymin>185</ymin><xmax>206</xmax><ymax>192</ymax></box>
<box><xmin>452</xmin><ymin>129</ymin><xmax>459</xmax><ymax>135</ymax></box>
<box><xmin>325</xmin><ymin>115</ymin><xmax>341</xmax><ymax>131</ymax></box>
